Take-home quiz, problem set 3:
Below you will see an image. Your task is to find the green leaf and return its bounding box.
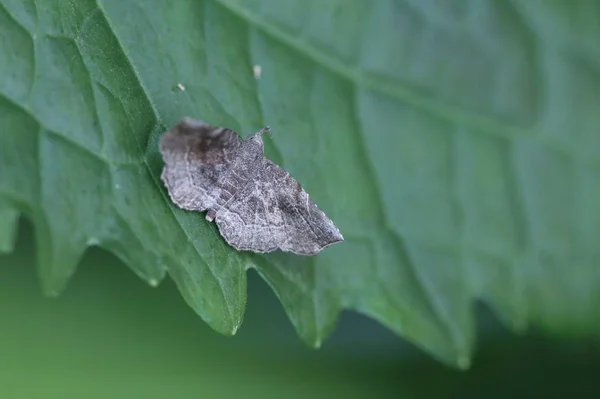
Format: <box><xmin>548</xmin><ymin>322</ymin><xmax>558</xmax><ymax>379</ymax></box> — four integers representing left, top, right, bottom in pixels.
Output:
<box><xmin>1</xmin><ymin>0</ymin><xmax>599</xmax><ymax>367</ymax></box>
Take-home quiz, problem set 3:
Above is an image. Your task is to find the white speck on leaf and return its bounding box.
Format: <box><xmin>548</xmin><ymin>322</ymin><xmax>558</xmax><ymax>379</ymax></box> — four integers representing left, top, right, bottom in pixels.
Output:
<box><xmin>253</xmin><ymin>65</ymin><xmax>262</xmax><ymax>79</ymax></box>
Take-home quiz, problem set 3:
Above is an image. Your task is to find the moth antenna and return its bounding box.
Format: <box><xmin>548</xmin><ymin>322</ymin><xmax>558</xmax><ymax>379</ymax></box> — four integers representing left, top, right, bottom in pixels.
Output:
<box><xmin>258</xmin><ymin>126</ymin><xmax>271</xmax><ymax>138</ymax></box>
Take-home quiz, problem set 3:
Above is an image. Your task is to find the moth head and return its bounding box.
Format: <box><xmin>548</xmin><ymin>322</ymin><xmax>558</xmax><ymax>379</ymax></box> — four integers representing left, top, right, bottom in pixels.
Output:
<box><xmin>247</xmin><ymin>126</ymin><xmax>271</xmax><ymax>152</ymax></box>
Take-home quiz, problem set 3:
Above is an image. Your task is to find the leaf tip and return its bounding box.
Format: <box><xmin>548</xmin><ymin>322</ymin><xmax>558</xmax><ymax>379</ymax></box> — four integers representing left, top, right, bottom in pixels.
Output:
<box><xmin>230</xmin><ymin>322</ymin><xmax>241</xmax><ymax>335</ymax></box>
<box><xmin>457</xmin><ymin>355</ymin><xmax>471</xmax><ymax>370</ymax></box>
<box><xmin>40</xmin><ymin>282</ymin><xmax>65</xmax><ymax>298</ymax></box>
<box><xmin>306</xmin><ymin>335</ymin><xmax>323</xmax><ymax>349</ymax></box>
<box><xmin>86</xmin><ymin>237</ymin><xmax>100</xmax><ymax>246</ymax></box>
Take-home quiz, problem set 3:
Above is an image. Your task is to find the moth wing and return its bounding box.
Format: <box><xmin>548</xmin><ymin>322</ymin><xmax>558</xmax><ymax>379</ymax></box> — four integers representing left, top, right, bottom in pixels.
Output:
<box><xmin>159</xmin><ymin>118</ymin><xmax>243</xmax><ymax>212</ymax></box>
<box><xmin>214</xmin><ymin>159</ymin><xmax>344</xmax><ymax>255</ymax></box>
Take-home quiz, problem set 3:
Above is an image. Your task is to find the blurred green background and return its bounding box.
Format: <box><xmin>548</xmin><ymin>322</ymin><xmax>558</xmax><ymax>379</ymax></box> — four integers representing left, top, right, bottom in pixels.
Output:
<box><xmin>2</xmin><ymin>219</ymin><xmax>599</xmax><ymax>398</ymax></box>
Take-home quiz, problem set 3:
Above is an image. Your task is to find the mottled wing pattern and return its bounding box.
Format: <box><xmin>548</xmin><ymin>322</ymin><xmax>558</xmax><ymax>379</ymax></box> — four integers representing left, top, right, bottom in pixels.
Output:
<box><xmin>214</xmin><ymin>159</ymin><xmax>344</xmax><ymax>255</ymax></box>
<box><xmin>159</xmin><ymin>118</ymin><xmax>243</xmax><ymax>212</ymax></box>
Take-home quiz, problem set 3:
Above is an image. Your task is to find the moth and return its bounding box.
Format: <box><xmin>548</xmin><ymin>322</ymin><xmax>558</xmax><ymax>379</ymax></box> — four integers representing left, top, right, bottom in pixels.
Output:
<box><xmin>159</xmin><ymin>118</ymin><xmax>344</xmax><ymax>255</ymax></box>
